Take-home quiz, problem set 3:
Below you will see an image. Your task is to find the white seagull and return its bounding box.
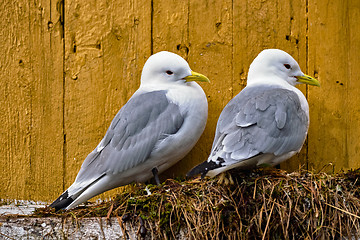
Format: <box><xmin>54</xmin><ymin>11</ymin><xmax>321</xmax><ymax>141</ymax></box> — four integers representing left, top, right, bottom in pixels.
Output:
<box><xmin>187</xmin><ymin>49</ymin><xmax>320</xmax><ymax>178</ymax></box>
<box><xmin>50</xmin><ymin>51</ymin><xmax>209</xmax><ymax>210</ymax></box>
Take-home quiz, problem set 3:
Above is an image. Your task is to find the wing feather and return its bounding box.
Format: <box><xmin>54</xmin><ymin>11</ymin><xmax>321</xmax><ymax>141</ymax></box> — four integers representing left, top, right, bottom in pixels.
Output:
<box><xmin>210</xmin><ymin>85</ymin><xmax>308</xmax><ymax>166</ymax></box>
<box><xmin>71</xmin><ymin>90</ymin><xmax>184</xmax><ymax>190</ymax></box>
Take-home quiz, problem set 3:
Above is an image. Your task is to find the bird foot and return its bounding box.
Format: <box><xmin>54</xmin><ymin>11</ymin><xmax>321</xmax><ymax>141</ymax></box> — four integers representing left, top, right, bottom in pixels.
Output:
<box><xmin>217</xmin><ymin>172</ymin><xmax>234</xmax><ymax>185</ymax></box>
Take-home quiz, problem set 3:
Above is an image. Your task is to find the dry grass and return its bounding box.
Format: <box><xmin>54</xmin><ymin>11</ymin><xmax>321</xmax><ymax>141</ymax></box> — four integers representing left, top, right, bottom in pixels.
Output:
<box><xmin>33</xmin><ymin>168</ymin><xmax>360</xmax><ymax>239</ymax></box>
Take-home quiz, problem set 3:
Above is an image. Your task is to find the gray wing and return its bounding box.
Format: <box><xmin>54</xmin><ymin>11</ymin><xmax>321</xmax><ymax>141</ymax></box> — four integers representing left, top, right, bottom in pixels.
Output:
<box><xmin>211</xmin><ymin>86</ymin><xmax>308</xmax><ymax>163</ymax></box>
<box><xmin>73</xmin><ymin>90</ymin><xmax>184</xmax><ymax>186</ymax></box>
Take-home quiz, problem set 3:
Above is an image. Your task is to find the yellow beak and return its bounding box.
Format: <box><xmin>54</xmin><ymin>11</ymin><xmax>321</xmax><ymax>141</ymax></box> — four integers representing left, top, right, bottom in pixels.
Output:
<box><xmin>184</xmin><ymin>71</ymin><xmax>210</xmax><ymax>83</ymax></box>
<box><xmin>296</xmin><ymin>74</ymin><xmax>320</xmax><ymax>87</ymax></box>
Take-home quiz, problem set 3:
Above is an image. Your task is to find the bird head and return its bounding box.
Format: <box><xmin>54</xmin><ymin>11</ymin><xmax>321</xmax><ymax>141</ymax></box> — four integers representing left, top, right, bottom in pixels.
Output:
<box><xmin>247</xmin><ymin>49</ymin><xmax>320</xmax><ymax>87</ymax></box>
<box><xmin>140</xmin><ymin>51</ymin><xmax>210</xmax><ymax>86</ymax></box>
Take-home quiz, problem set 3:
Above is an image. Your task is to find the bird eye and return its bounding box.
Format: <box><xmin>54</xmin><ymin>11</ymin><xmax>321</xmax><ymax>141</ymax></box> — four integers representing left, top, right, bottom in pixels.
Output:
<box><xmin>166</xmin><ymin>70</ymin><xmax>174</xmax><ymax>75</ymax></box>
<box><xmin>284</xmin><ymin>64</ymin><xmax>291</xmax><ymax>69</ymax></box>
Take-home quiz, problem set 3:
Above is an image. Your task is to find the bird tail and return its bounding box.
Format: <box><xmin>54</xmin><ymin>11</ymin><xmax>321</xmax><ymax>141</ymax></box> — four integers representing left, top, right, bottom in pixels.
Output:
<box><xmin>186</xmin><ymin>163</ymin><xmax>208</xmax><ymax>178</ymax></box>
<box><xmin>49</xmin><ymin>173</ymin><xmax>108</xmax><ymax>211</ymax></box>
<box><xmin>187</xmin><ymin>158</ymin><xmax>225</xmax><ymax>178</ymax></box>
<box><xmin>49</xmin><ymin>190</ymin><xmax>74</xmax><ymax>211</ymax></box>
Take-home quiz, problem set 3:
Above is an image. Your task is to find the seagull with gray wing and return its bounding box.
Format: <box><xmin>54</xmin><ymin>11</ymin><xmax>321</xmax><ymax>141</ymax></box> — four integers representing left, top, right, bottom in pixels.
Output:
<box><xmin>50</xmin><ymin>51</ymin><xmax>209</xmax><ymax>210</ymax></box>
<box><xmin>187</xmin><ymin>49</ymin><xmax>320</xmax><ymax>178</ymax></box>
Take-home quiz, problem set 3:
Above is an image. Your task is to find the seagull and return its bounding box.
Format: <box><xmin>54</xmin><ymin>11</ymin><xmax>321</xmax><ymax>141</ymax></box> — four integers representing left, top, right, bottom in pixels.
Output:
<box><xmin>187</xmin><ymin>49</ymin><xmax>320</xmax><ymax>178</ymax></box>
<box><xmin>50</xmin><ymin>51</ymin><xmax>209</xmax><ymax>210</ymax></box>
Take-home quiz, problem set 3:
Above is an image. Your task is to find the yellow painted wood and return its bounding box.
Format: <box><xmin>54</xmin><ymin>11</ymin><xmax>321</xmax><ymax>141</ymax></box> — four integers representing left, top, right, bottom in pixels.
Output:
<box><xmin>27</xmin><ymin>0</ymin><xmax>65</xmax><ymax>201</ymax></box>
<box><xmin>0</xmin><ymin>0</ymin><xmax>32</xmax><ymax>201</ymax></box>
<box><xmin>0</xmin><ymin>0</ymin><xmax>64</xmax><ymax>201</ymax></box>
<box><xmin>232</xmin><ymin>0</ymin><xmax>310</xmax><ymax>172</ymax></box>
<box><xmin>307</xmin><ymin>0</ymin><xmax>360</xmax><ymax>173</ymax></box>
<box><xmin>1</xmin><ymin>0</ymin><xmax>360</xmax><ymax>201</ymax></box>
<box><xmin>63</xmin><ymin>0</ymin><xmax>152</xmax><ymax>200</ymax></box>
<box><xmin>153</xmin><ymin>0</ymin><xmax>235</xmax><ymax>178</ymax></box>
<box><xmin>152</xmin><ymin>0</ymin><xmax>189</xmax><ymax>56</ymax></box>
<box><xmin>152</xmin><ymin>0</ymin><xmax>194</xmax><ymax>179</ymax></box>
<box><xmin>180</xmin><ymin>0</ymin><xmax>235</xmax><ymax>174</ymax></box>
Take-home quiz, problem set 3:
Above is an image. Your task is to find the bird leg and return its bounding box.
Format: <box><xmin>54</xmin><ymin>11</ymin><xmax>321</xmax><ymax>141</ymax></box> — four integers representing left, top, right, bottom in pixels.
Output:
<box><xmin>152</xmin><ymin>167</ymin><xmax>161</xmax><ymax>185</ymax></box>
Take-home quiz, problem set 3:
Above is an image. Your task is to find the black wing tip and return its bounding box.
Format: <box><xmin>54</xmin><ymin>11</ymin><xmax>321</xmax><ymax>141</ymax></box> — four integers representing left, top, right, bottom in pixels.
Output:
<box><xmin>187</xmin><ymin>158</ymin><xmax>225</xmax><ymax>178</ymax></box>
<box><xmin>186</xmin><ymin>164</ymin><xmax>208</xmax><ymax>178</ymax></box>
<box><xmin>49</xmin><ymin>190</ymin><xmax>74</xmax><ymax>211</ymax></box>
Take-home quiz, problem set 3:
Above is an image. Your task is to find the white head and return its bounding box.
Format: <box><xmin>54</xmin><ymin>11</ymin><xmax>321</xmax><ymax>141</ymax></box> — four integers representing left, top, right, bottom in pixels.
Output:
<box><xmin>247</xmin><ymin>49</ymin><xmax>319</xmax><ymax>87</ymax></box>
<box><xmin>140</xmin><ymin>51</ymin><xmax>209</xmax><ymax>86</ymax></box>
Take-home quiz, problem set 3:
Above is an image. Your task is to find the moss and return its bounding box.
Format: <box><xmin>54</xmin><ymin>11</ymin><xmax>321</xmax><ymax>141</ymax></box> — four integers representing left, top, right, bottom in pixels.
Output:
<box><xmin>27</xmin><ymin>168</ymin><xmax>360</xmax><ymax>239</ymax></box>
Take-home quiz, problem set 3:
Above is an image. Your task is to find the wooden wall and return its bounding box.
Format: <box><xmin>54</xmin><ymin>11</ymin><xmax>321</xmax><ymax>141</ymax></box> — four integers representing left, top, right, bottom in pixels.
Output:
<box><xmin>1</xmin><ymin>0</ymin><xmax>359</xmax><ymax>202</ymax></box>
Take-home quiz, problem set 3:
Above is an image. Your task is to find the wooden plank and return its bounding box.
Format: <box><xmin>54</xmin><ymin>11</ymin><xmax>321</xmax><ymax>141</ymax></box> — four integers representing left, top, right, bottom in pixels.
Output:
<box><xmin>26</xmin><ymin>0</ymin><xmax>65</xmax><ymax>201</ymax></box>
<box><xmin>152</xmin><ymin>0</ymin><xmax>189</xmax><ymax>57</ymax></box>
<box><xmin>0</xmin><ymin>0</ymin><xmax>32</xmax><ymax>200</ymax></box>
<box><xmin>151</xmin><ymin>0</ymin><xmax>234</xmax><ymax>178</ymax></box>
<box><xmin>63</xmin><ymin>0</ymin><xmax>152</xmax><ymax>200</ymax></box>
<box><xmin>98</xmin><ymin>0</ymin><xmax>152</xmax><ymax>199</ymax></box>
<box><xmin>233</xmin><ymin>0</ymin><xmax>309</xmax><ymax>171</ymax></box>
<box><xmin>0</xmin><ymin>0</ymin><xmax>64</xmax><ymax>201</ymax></box>
<box><xmin>151</xmin><ymin>0</ymin><xmax>193</xmax><ymax>179</ymax></box>
<box><xmin>346</xmin><ymin>1</ymin><xmax>360</xmax><ymax>171</ymax></box>
<box><xmin>0</xmin><ymin>217</ymin><xmax>135</xmax><ymax>239</ymax></box>
<box><xmin>1</xmin><ymin>0</ymin><xmax>359</xmax><ymax>203</ymax></box>
<box><xmin>166</xmin><ymin>0</ymin><xmax>235</xmax><ymax>177</ymax></box>
<box><xmin>307</xmin><ymin>0</ymin><xmax>360</xmax><ymax>172</ymax></box>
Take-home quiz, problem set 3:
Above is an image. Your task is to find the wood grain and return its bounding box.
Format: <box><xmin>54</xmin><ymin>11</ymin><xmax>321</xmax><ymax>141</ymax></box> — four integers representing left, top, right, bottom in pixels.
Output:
<box><xmin>307</xmin><ymin>0</ymin><xmax>360</xmax><ymax>172</ymax></box>
<box><xmin>1</xmin><ymin>0</ymin><xmax>359</xmax><ymax>201</ymax></box>
<box><xmin>0</xmin><ymin>0</ymin><xmax>63</xmax><ymax>201</ymax></box>
<box><xmin>63</xmin><ymin>0</ymin><xmax>152</xmax><ymax>200</ymax></box>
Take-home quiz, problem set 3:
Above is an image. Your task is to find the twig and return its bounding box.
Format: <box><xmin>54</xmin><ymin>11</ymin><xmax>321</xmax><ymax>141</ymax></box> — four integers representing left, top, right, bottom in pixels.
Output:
<box><xmin>324</xmin><ymin>202</ymin><xmax>360</xmax><ymax>219</ymax></box>
<box><xmin>106</xmin><ymin>203</ymin><xmax>114</xmax><ymax>220</ymax></box>
<box><xmin>116</xmin><ymin>215</ymin><xmax>128</xmax><ymax>240</ymax></box>
<box><xmin>262</xmin><ymin>200</ymin><xmax>276</xmax><ymax>240</ymax></box>
<box><xmin>0</xmin><ymin>232</ymin><xmax>16</xmax><ymax>240</ymax></box>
